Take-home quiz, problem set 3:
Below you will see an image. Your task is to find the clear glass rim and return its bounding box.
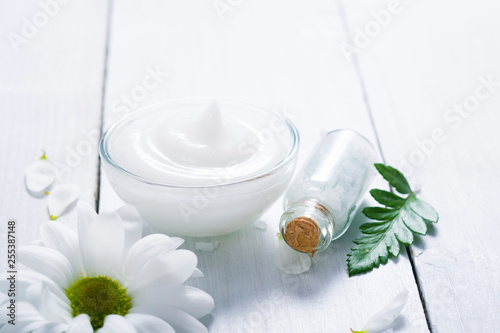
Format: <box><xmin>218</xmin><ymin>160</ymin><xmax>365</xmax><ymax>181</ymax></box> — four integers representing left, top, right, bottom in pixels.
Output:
<box><xmin>280</xmin><ymin>199</ymin><xmax>334</xmax><ymax>254</ymax></box>
<box><xmin>99</xmin><ymin>97</ymin><xmax>300</xmax><ymax>189</ymax></box>
<box><xmin>325</xmin><ymin>128</ymin><xmax>377</xmax><ymax>152</ymax></box>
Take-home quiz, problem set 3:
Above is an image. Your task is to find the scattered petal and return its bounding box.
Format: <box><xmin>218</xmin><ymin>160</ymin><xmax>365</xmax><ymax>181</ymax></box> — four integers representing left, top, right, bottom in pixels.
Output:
<box><xmin>47</xmin><ymin>183</ymin><xmax>80</xmax><ymax>220</ymax></box>
<box><xmin>195</xmin><ymin>241</ymin><xmax>219</xmax><ymax>252</ymax></box>
<box><xmin>357</xmin><ymin>290</ymin><xmax>409</xmax><ymax>333</ymax></box>
<box><xmin>25</xmin><ymin>158</ymin><xmax>57</xmax><ymax>196</ymax></box>
<box><xmin>275</xmin><ymin>238</ymin><xmax>312</xmax><ymax>274</ymax></box>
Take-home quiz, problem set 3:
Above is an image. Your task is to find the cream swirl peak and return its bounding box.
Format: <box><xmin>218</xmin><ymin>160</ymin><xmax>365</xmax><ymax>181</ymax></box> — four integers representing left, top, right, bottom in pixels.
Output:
<box><xmin>108</xmin><ymin>100</ymin><xmax>288</xmax><ymax>186</ymax></box>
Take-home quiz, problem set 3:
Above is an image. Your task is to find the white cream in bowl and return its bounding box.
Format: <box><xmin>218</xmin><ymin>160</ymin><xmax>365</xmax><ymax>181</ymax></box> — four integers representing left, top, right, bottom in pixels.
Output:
<box><xmin>100</xmin><ymin>99</ymin><xmax>299</xmax><ymax>236</ymax></box>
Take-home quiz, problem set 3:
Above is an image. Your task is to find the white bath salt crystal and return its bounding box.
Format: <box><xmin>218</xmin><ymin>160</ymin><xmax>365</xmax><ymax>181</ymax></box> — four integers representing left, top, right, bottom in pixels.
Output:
<box><xmin>322</xmin><ymin>188</ymin><xmax>342</xmax><ymax>212</ymax></box>
<box><xmin>25</xmin><ymin>155</ymin><xmax>57</xmax><ymax>196</ymax></box>
<box><xmin>275</xmin><ymin>239</ymin><xmax>311</xmax><ymax>274</ymax></box>
<box><xmin>195</xmin><ymin>241</ymin><xmax>219</xmax><ymax>252</ymax></box>
<box><xmin>333</xmin><ymin>184</ymin><xmax>346</xmax><ymax>196</ymax></box>
<box><xmin>47</xmin><ymin>183</ymin><xmax>81</xmax><ymax>220</ymax></box>
<box><xmin>340</xmin><ymin>173</ymin><xmax>354</xmax><ymax>184</ymax></box>
<box><xmin>253</xmin><ymin>220</ymin><xmax>268</xmax><ymax>230</ymax></box>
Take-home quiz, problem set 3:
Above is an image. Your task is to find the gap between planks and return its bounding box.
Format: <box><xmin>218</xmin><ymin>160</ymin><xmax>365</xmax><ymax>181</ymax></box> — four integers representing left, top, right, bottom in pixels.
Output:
<box><xmin>96</xmin><ymin>0</ymin><xmax>114</xmax><ymax>213</ymax></box>
<box><xmin>334</xmin><ymin>0</ymin><xmax>433</xmax><ymax>331</ymax></box>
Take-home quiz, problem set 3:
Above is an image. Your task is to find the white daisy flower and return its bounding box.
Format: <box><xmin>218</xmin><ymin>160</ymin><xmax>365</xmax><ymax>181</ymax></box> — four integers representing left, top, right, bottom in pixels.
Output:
<box><xmin>0</xmin><ymin>202</ymin><xmax>214</xmax><ymax>333</ymax></box>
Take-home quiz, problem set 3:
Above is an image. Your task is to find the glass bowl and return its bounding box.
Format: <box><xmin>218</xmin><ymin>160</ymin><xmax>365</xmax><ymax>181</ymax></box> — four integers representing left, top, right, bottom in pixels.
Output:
<box><xmin>99</xmin><ymin>98</ymin><xmax>299</xmax><ymax>236</ymax></box>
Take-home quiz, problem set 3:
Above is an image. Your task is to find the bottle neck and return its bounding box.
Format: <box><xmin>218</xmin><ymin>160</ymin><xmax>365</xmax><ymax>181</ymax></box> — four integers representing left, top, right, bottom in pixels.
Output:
<box><xmin>279</xmin><ymin>199</ymin><xmax>334</xmax><ymax>256</ymax></box>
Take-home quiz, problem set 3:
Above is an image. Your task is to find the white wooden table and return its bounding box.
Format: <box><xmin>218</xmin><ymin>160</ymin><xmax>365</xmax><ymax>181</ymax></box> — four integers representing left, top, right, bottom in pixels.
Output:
<box><xmin>1</xmin><ymin>0</ymin><xmax>499</xmax><ymax>332</ymax></box>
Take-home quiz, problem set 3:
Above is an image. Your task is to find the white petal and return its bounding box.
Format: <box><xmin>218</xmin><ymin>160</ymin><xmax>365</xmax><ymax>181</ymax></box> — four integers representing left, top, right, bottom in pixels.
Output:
<box><xmin>115</xmin><ymin>205</ymin><xmax>143</xmax><ymax>258</ymax></box>
<box><xmin>125</xmin><ymin>314</ymin><xmax>175</xmax><ymax>333</ymax></box>
<box><xmin>362</xmin><ymin>290</ymin><xmax>409</xmax><ymax>332</ymax></box>
<box><xmin>190</xmin><ymin>268</ymin><xmax>204</xmax><ymax>278</ymax></box>
<box><xmin>0</xmin><ymin>299</ymin><xmax>8</xmax><ymax>321</ymax></box>
<box><xmin>28</xmin><ymin>239</ymin><xmax>44</xmax><ymax>246</ymax></box>
<box><xmin>25</xmin><ymin>158</ymin><xmax>56</xmax><ymax>196</ymax></box>
<box><xmin>0</xmin><ymin>278</ymin><xmax>36</xmax><ymax>302</ymax></box>
<box><xmin>47</xmin><ymin>183</ymin><xmax>80</xmax><ymax>220</ymax></box>
<box><xmin>66</xmin><ymin>314</ymin><xmax>93</xmax><ymax>333</ymax></box>
<box><xmin>40</xmin><ymin>222</ymin><xmax>82</xmax><ymax>275</ymax></box>
<box><xmin>19</xmin><ymin>246</ymin><xmax>76</xmax><ymax>288</ymax></box>
<box><xmin>97</xmin><ymin>315</ymin><xmax>137</xmax><ymax>333</ymax></box>
<box><xmin>127</xmin><ymin>250</ymin><xmax>197</xmax><ymax>294</ymax></box>
<box><xmin>26</xmin><ymin>283</ymin><xmax>72</xmax><ymax>323</ymax></box>
<box><xmin>9</xmin><ymin>270</ymin><xmax>68</xmax><ymax>303</ymax></box>
<box><xmin>83</xmin><ymin>212</ymin><xmax>124</xmax><ymax>277</ymax></box>
<box><xmin>32</xmin><ymin>323</ymin><xmax>67</xmax><ymax>333</ymax></box>
<box><xmin>130</xmin><ymin>305</ymin><xmax>208</xmax><ymax>333</ymax></box>
<box><xmin>274</xmin><ymin>239</ymin><xmax>312</xmax><ymax>274</ymax></box>
<box><xmin>0</xmin><ymin>301</ymin><xmax>47</xmax><ymax>333</ymax></box>
<box><xmin>133</xmin><ymin>285</ymin><xmax>214</xmax><ymax>319</ymax></box>
<box><xmin>123</xmin><ymin>234</ymin><xmax>184</xmax><ymax>277</ymax></box>
<box><xmin>77</xmin><ymin>201</ymin><xmax>98</xmax><ymax>276</ymax></box>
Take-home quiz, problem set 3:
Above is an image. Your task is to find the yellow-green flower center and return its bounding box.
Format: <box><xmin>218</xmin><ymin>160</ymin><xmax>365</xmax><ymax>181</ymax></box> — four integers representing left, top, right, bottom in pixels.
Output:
<box><xmin>65</xmin><ymin>276</ymin><xmax>132</xmax><ymax>330</ymax></box>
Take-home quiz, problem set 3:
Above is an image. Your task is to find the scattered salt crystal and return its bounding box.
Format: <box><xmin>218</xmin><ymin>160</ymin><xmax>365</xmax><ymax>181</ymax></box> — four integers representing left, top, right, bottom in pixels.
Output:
<box><xmin>411</xmin><ymin>247</ymin><xmax>424</xmax><ymax>258</ymax></box>
<box><xmin>412</xmin><ymin>179</ymin><xmax>422</xmax><ymax>194</ymax></box>
<box><xmin>275</xmin><ymin>239</ymin><xmax>311</xmax><ymax>274</ymax></box>
<box><xmin>339</xmin><ymin>174</ymin><xmax>354</xmax><ymax>184</ymax></box>
<box><xmin>253</xmin><ymin>220</ymin><xmax>268</xmax><ymax>230</ymax></box>
<box><xmin>195</xmin><ymin>241</ymin><xmax>219</xmax><ymax>252</ymax></box>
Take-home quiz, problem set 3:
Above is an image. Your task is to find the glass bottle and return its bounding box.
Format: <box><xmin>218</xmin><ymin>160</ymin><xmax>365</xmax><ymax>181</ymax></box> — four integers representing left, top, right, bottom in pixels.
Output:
<box><xmin>279</xmin><ymin>129</ymin><xmax>377</xmax><ymax>256</ymax></box>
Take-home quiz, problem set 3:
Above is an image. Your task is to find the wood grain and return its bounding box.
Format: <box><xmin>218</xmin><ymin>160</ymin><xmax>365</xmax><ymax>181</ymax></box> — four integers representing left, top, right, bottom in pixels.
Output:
<box><xmin>341</xmin><ymin>0</ymin><xmax>500</xmax><ymax>331</ymax></box>
<box><xmin>0</xmin><ymin>0</ymin><xmax>109</xmax><ymax>267</ymax></box>
<box><xmin>98</xmin><ymin>0</ymin><xmax>429</xmax><ymax>331</ymax></box>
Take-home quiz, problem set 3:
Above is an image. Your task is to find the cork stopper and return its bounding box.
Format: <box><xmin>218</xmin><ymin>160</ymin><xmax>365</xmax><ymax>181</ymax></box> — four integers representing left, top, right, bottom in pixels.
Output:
<box><xmin>283</xmin><ymin>216</ymin><xmax>320</xmax><ymax>257</ymax></box>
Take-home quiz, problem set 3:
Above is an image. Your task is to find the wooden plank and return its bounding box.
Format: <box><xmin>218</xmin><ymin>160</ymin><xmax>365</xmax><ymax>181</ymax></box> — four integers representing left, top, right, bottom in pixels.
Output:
<box><xmin>340</xmin><ymin>0</ymin><xmax>500</xmax><ymax>331</ymax></box>
<box><xmin>0</xmin><ymin>0</ymin><xmax>109</xmax><ymax>269</ymax></box>
<box><xmin>99</xmin><ymin>0</ymin><xmax>429</xmax><ymax>331</ymax></box>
